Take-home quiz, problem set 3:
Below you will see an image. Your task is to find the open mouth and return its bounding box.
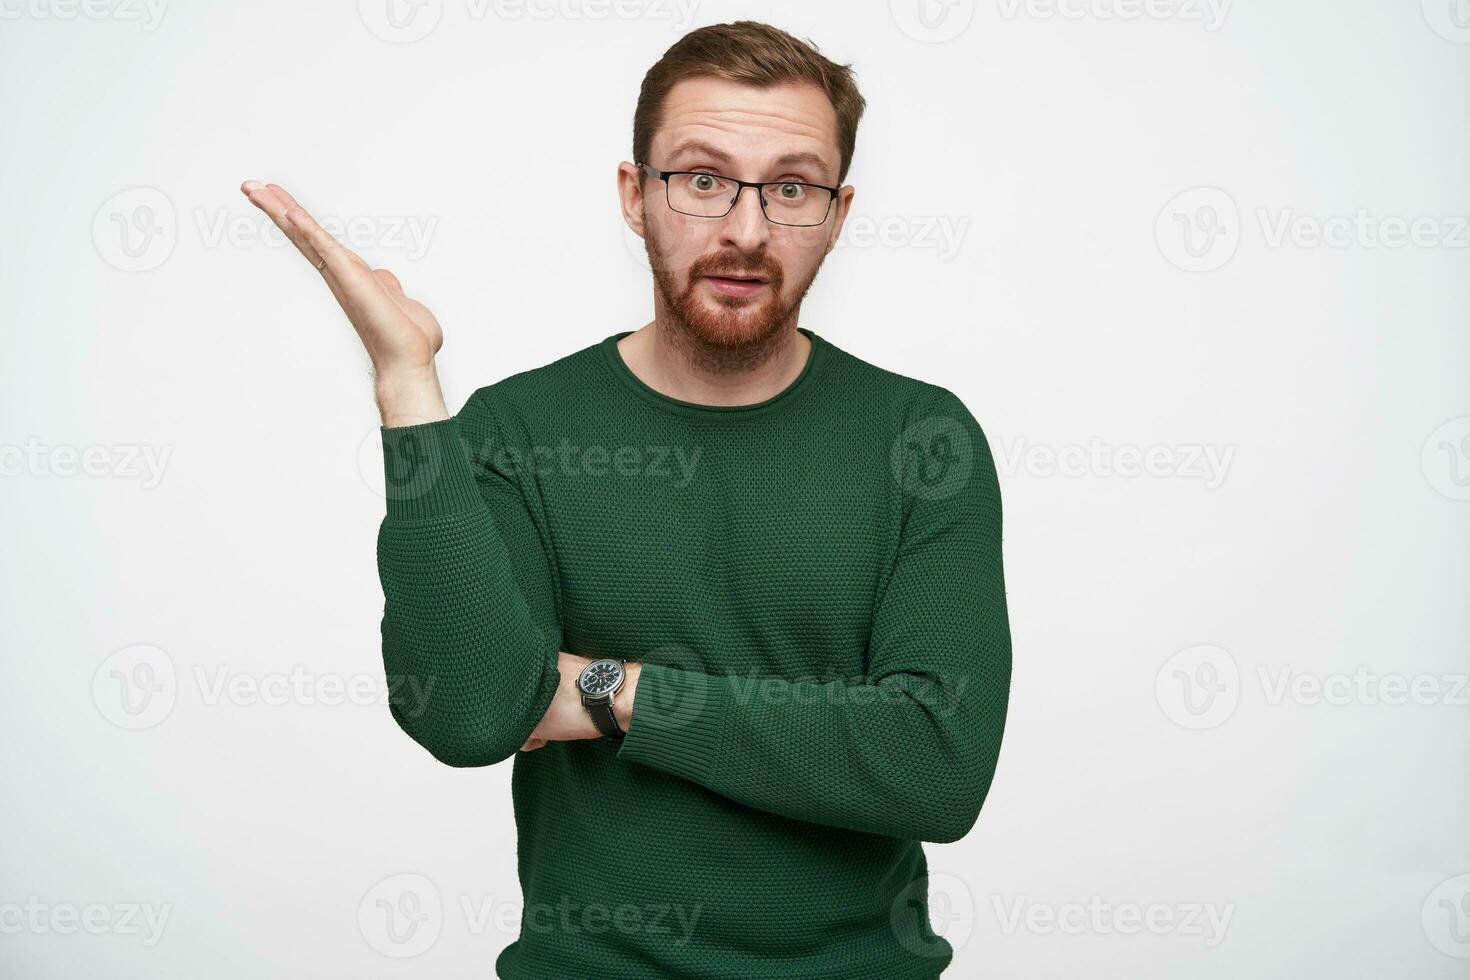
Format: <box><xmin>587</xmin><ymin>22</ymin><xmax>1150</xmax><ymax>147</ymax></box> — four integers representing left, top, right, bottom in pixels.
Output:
<box><xmin>703</xmin><ymin>274</ymin><xmax>769</xmax><ymax>297</ymax></box>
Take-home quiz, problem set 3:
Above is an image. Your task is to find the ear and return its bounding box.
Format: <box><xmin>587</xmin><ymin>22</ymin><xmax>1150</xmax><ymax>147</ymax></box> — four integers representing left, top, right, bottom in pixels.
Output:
<box><xmin>826</xmin><ymin>184</ymin><xmax>855</xmax><ymax>256</ymax></box>
<box><xmin>617</xmin><ymin>161</ymin><xmax>648</xmax><ymax>240</ymax></box>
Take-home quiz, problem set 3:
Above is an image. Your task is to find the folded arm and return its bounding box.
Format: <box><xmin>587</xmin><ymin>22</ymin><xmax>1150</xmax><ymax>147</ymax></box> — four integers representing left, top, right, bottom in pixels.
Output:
<box><xmin>376</xmin><ymin>391</ymin><xmax>564</xmax><ymax>767</ymax></box>
<box><xmin>616</xmin><ymin>389</ymin><xmax>1012</xmax><ymax>843</ymax></box>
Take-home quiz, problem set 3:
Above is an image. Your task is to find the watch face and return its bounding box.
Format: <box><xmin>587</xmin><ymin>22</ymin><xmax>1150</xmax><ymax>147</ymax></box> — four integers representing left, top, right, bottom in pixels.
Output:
<box><xmin>578</xmin><ymin>658</ymin><xmax>624</xmax><ymax>696</ymax></box>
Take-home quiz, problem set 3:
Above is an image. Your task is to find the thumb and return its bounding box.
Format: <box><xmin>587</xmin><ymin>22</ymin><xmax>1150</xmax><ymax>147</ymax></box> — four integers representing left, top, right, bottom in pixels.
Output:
<box><xmin>374</xmin><ymin>268</ymin><xmax>404</xmax><ymax>293</ymax></box>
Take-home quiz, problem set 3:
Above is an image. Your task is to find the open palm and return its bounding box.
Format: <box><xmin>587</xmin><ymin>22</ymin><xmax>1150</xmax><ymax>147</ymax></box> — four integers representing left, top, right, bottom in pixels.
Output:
<box><xmin>239</xmin><ymin>180</ymin><xmax>443</xmax><ymax>378</ymax></box>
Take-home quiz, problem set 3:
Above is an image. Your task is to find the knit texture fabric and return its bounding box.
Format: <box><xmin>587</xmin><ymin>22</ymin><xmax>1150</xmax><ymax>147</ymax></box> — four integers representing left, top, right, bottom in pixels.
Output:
<box><xmin>375</xmin><ymin>327</ymin><xmax>1012</xmax><ymax>979</ymax></box>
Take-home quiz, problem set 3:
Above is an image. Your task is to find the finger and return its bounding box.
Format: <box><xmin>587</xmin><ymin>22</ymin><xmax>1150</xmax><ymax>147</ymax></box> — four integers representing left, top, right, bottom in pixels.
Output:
<box><xmin>239</xmin><ymin>181</ymin><xmax>408</xmax><ymax>345</ymax></box>
<box><xmin>274</xmin><ymin>185</ymin><xmax>372</xmax><ymax>276</ymax></box>
<box><xmin>283</xmin><ymin>208</ymin><xmax>404</xmax><ymax>322</ymax></box>
<box><xmin>282</xmin><ymin>207</ymin><xmax>376</xmax><ymax>283</ymax></box>
<box><xmin>240</xmin><ymin>180</ymin><xmax>324</xmax><ymax>266</ymax></box>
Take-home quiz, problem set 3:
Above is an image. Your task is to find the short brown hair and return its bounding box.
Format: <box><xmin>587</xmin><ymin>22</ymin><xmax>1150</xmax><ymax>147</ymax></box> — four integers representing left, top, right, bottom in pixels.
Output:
<box><xmin>632</xmin><ymin>21</ymin><xmax>866</xmax><ymax>186</ymax></box>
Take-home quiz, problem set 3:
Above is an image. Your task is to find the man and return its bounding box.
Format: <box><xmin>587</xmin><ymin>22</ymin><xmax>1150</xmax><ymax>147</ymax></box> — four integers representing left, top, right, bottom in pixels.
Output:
<box><xmin>242</xmin><ymin>20</ymin><xmax>1010</xmax><ymax>979</ymax></box>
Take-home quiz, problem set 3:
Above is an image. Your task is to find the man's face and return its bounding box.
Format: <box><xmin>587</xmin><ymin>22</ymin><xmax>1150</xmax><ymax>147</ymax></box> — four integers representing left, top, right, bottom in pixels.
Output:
<box><xmin>619</xmin><ymin>76</ymin><xmax>854</xmax><ymax>353</ymax></box>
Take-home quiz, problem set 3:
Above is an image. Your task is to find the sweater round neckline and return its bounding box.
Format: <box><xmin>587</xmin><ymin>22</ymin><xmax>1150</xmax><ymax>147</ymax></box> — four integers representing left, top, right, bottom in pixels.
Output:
<box><xmin>600</xmin><ymin>327</ymin><xmax>828</xmax><ymax>420</ymax></box>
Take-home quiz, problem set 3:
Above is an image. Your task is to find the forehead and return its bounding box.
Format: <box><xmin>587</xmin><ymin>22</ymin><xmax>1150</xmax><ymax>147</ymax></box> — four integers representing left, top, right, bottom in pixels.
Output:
<box><xmin>651</xmin><ymin>75</ymin><xmax>839</xmax><ymax>182</ymax></box>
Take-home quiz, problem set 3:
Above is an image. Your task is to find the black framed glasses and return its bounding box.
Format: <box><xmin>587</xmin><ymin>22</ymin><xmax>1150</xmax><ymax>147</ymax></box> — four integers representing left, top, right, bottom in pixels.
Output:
<box><xmin>637</xmin><ymin>162</ymin><xmax>839</xmax><ymax>228</ymax></box>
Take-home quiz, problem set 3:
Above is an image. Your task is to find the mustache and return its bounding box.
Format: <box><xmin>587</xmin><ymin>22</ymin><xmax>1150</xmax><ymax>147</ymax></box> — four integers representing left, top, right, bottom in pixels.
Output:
<box><xmin>694</xmin><ymin>257</ymin><xmax>780</xmax><ymax>281</ymax></box>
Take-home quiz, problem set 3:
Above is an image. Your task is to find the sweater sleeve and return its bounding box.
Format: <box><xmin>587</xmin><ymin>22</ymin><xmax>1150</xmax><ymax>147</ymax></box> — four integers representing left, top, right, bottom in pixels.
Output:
<box><xmin>615</xmin><ymin>389</ymin><xmax>1012</xmax><ymax>843</ymax></box>
<box><xmin>376</xmin><ymin>389</ymin><xmax>563</xmax><ymax>768</ymax></box>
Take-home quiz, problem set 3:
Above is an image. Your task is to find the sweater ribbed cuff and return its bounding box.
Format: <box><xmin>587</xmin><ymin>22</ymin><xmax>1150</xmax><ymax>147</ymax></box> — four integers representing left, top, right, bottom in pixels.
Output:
<box><xmin>616</xmin><ymin>663</ymin><xmax>730</xmax><ymax>785</ymax></box>
<box><xmin>380</xmin><ymin>417</ymin><xmax>482</xmax><ymax>521</ymax></box>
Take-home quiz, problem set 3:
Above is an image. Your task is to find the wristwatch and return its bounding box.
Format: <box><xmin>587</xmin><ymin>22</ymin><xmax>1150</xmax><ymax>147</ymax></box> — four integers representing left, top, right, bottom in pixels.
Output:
<box><xmin>577</xmin><ymin>657</ymin><xmax>627</xmax><ymax>740</ymax></box>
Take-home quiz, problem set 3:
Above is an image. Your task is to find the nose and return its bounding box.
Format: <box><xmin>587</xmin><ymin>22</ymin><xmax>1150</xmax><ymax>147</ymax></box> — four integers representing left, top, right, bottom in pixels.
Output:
<box><xmin>718</xmin><ymin>183</ymin><xmax>771</xmax><ymax>254</ymax></box>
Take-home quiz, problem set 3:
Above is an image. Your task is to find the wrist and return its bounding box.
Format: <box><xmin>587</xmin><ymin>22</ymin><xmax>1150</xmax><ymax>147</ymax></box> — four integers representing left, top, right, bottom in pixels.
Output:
<box><xmin>375</xmin><ymin>364</ymin><xmax>448</xmax><ymax>427</ymax></box>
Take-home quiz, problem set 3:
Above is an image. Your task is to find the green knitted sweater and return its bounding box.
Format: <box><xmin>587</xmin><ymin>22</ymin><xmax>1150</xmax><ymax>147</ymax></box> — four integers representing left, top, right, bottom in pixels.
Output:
<box><xmin>375</xmin><ymin>327</ymin><xmax>1011</xmax><ymax>979</ymax></box>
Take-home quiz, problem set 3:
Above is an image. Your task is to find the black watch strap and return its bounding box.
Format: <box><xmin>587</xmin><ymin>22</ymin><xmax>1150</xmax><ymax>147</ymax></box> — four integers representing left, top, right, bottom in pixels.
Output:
<box><xmin>584</xmin><ymin>696</ymin><xmax>624</xmax><ymax>740</ymax></box>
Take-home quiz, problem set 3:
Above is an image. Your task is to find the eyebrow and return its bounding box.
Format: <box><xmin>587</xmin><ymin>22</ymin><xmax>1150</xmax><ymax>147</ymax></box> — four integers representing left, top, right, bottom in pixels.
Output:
<box><xmin>664</xmin><ymin>140</ymin><xmax>834</xmax><ymax>182</ymax></box>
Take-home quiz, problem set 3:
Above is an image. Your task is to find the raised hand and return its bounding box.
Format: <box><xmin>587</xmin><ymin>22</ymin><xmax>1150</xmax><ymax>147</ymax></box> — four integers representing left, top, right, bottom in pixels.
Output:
<box><xmin>239</xmin><ymin>180</ymin><xmax>449</xmax><ymax>427</ymax></box>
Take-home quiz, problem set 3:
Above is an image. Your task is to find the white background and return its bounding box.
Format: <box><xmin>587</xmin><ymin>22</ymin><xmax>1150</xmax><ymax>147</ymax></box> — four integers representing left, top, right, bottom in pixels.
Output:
<box><xmin>2</xmin><ymin>1</ymin><xmax>1468</xmax><ymax>977</ymax></box>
